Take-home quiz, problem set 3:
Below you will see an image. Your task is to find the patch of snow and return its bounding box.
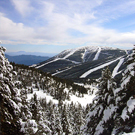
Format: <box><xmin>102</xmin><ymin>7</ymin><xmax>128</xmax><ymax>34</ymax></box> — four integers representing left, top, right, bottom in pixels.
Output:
<box><xmin>82</xmin><ymin>49</ymin><xmax>88</xmax><ymax>62</ymax></box>
<box><xmin>122</xmin><ymin>132</ymin><xmax>135</xmax><ymax>135</ymax></box>
<box><xmin>30</xmin><ymin>64</ymin><xmax>37</xmax><ymax>67</ymax></box>
<box><xmin>63</xmin><ymin>49</ymin><xmax>77</xmax><ymax>59</ymax></box>
<box><xmin>52</xmin><ymin>67</ymin><xmax>72</xmax><ymax>76</ymax></box>
<box><xmin>63</xmin><ymin>88</ymin><xmax>69</xmax><ymax>93</ymax></box>
<box><xmin>36</xmin><ymin>58</ymin><xmax>60</xmax><ymax>68</ymax></box>
<box><xmin>112</xmin><ymin>58</ymin><xmax>124</xmax><ymax>78</ymax></box>
<box><xmin>95</xmin><ymin>123</ymin><xmax>104</xmax><ymax>135</ymax></box>
<box><xmin>121</xmin><ymin>97</ymin><xmax>135</xmax><ymax>120</ymax></box>
<box><xmin>124</xmin><ymin>63</ymin><xmax>135</xmax><ymax>74</ymax></box>
<box><xmin>64</xmin><ymin>92</ymin><xmax>96</xmax><ymax>107</ymax></box>
<box><xmin>127</xmin><ymin>97</ymin><xmax>135</xmax><ymax>113</ymax></box>
<box><xmin>27</xmin><ymin>89</ymin><xmax>58</xmax><ymax>104</ymax></box>
<box><xmin>64</xmin><ymin>58</ymin><xmax>80</xmax><ymax>64</ymax></box>
<box><xmin>80</xmin><ymin>56</ymin><xmax>123</xmax><ymax>78</ymax></box>
<box><xmin>0</xmin><ymin>73</ymin><xmax>3</xmax><ymax>79</ymax></box>
<box><xmin>121</xmin><ymin>76</ymin><xmax>131</xmax><ymax>88</ymax></box>
<box><xmin>93</xmin><ymin>46</ymin><xmax>101</xmax><ymax>61</ymax></box>
<box><xmin>27</xmin><ymin>86</ymin><xmax>98</xmax><ymax>107</ymax></box>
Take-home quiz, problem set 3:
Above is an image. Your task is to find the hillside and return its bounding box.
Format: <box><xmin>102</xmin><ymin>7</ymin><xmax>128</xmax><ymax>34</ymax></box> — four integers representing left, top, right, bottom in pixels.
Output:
<box><xmin>1</xmin><ymin>45</ymin><xmax>135</xmax><ymax>135</ymax></box>
<box><xmin>1</xmin><ymin>46</ymin><xmax>96</xmax><ymax>135</ymax></box>
<box><xmin>35</xmin><ymin>46</ymin><xmax>131</xmax><ymax>82</ymax></box>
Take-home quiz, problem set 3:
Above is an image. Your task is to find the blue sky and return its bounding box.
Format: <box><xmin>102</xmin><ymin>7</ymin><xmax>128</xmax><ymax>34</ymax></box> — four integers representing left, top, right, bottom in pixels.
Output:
<box><xmin>0</xmin><ymin>0</ymin><xmax>135</xmax><ymax>54</ymax></box>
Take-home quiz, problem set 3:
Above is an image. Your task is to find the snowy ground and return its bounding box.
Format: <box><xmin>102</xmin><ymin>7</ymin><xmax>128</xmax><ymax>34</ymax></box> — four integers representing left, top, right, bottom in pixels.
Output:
<box><xmin>27</xmin><ymin>84</ymin><xmax>98</xmax><ymax>107</ymax></box>
<box><xmin>121</xmin><ymin>133</ymin><xmax>135</xmax><ymax>135</ymax></box>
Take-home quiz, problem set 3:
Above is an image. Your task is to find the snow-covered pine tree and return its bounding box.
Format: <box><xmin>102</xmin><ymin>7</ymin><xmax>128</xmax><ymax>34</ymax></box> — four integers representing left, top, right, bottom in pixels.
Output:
<box><xmin>29</xmin><ymin>94</ymin><xmax>52</xmax><ymax>134</ymax></box>
<box><xmin>114</xmin><ymin>46</ymin><xmax>135</xmax><ymax>134</ymax></box>
<box><xmin>0</xmin><ymin>46</ymin><xmax>24</xmax><ymax>135</ymax></box>
<box><xmin>73</xmin><ymin>103</ymin><xmax>85</xmax><ymax>135</ymax></box>
<box><xmin>54</xmin><ymin>106</ymin><xmax>63</xmax><ymax>135</ymax></box>
<box><xmin>83</xmin><ymin>67</ymin><xmax>116</xmax><ymax>135</ymax></box>
<box><xmin>61</xmin><ymin>104</ymin><xmax>72</xmax><ymax>135</ymax></box>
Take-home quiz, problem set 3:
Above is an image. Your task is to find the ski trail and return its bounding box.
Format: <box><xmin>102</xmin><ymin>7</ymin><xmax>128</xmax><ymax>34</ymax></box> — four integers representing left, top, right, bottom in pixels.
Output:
<box><xmin>52</xmin><ymin>67</ymin><xmax>72</xmax><ymax>76</ymax></box>
<box><xmin>125</xmin><ymin>50</ymin><xmax>128</xmax><ymax>55</ymax></box>
<box><xmin>82</xmin><ymin>49</ymin><xmax>87</xmax><ymax>62</ymax></box>
<box><xmin>63</xmin><ymin>49</ymin><xmax>77</xmax><ymax>59</ymax></box>
<box><xmin>36</xmin><ymin>58</ymin><xmax>79</xmax><ymax>69</ymax></box>
<box><xmin>112</xmin><ymin>58</ymin><xmax>124</xmax><ymax>78</ymax></box>
<box><xmin>93</xmin><ymin>47</ymin><xmax>101</xmax><ymax>61</ymax></box>
<box><xmin>80</xmin><ymin>56</ymin><xmax>123</xmax><ymax>78</ymax></box>
<box><xmin>36</xmin><ymin>58</ymin><xmax>60</xmax><ymax>69</ymax></box>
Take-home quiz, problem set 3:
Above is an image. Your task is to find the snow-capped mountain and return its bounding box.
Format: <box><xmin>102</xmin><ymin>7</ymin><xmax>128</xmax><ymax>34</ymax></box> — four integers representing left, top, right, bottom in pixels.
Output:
<box><xmin>35</xmin><ymin>46</ymin><xmax>131</xmax><ymax>82</ymax></box>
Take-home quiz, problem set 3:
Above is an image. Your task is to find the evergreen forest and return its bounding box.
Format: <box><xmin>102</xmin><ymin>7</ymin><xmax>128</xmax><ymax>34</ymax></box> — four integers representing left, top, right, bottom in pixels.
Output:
<box><xmin>0</xmin><ymin>46</ymin><xmax>135</xmax><ymax>135</ymax></box>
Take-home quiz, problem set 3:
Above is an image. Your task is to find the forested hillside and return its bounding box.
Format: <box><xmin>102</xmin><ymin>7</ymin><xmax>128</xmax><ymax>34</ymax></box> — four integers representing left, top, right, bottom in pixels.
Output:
<box><xmin>84</xmin><ymin>47</ymin><xmax>135</xmax><ymax>135</ymax></box>
<box><xmin>0</xmin><ymin>46</ymin><xmax>135</xmax><ymax>135</ymax></box>
<box><xmin>0</xmin><ymin>46</ymin><xmax>93</xmax><ymax>135</ymax></box>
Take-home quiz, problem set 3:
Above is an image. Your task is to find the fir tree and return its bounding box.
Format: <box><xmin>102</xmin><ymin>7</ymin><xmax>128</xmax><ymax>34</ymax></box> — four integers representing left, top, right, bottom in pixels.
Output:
<box><xmin>73</xmin><ymin>103</ymin><xmax>85</xmax><ymax>135</ymax></box>
<box><xmin>114</xmin><ymin>46</ymin><xmax>135</xmax><ymax>134</ymax></box>
<box><xmin>0</xmin><ymin>46</ymin><xmax>24</xmax><ymax>135</ymax></box>
<box><xmin>61</xmin><ymin>104</ymin><xmax>72</xmax><ymax>135</ymax></box>
<box><xmin>84</xmin><ymin>67</ymin><xmax>116</xmax><ymax>135</ymax></box>
<box><xmin>54</xmin><ymin>107</ymin><xmax>63</xmax><ymax>135</ymax></box>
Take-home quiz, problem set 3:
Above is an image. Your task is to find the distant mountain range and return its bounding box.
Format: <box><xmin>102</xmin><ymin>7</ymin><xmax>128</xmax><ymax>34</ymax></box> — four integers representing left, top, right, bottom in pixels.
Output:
<box><xmin>6</xmin><ymin>51</ymin><xmax>56</xmax><ymax>57</ymax></box>
<box><xmin>34</xmin><ymin>46</ymin><xmax>132</xmax><ymax>82</ymax></box>
<box><xmin>5</xmin><ymin>54</ymin><xmax>50</xmax><ymax>66</ymax></box>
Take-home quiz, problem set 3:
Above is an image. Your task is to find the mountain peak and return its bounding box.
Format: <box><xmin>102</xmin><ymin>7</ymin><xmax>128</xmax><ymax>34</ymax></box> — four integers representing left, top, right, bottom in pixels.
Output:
<box><xmin>35</xmin><ymin>46</ymin><xmax>129</xmax><ymax>82</ymax></box>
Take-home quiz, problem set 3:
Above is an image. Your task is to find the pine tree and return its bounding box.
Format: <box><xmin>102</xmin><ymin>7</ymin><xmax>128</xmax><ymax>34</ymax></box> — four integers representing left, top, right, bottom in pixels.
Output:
<box><xmin>54</xmin><ymin>107</ymin><xmax>63</xmax><ymax>135</ymax></box>
<box><xmin>61</xmin><ymin>104</ymin><xmax>72</xmax><ymax>135</ymax></box>
<box><xmin>73</xmin><ymin>103</ymin><xmax>85</xmax><ymax>135</ymax></box>
<box><xmin>84</xmin><ymin>67</ymin><xmax>116</xmax><ymax>135</ymax></box>
<box><xmin>0</xmin><ymin>46</ymin><xmax>24</xmax><ymax>135</ymax></box>
<box><xmin>114</xmin><ymin>46</ymin><xmax>135</xmax><ymax>134</ymax></box>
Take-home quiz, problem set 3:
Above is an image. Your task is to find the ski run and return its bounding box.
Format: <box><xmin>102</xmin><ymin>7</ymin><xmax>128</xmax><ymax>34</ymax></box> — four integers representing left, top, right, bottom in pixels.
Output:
<box><xmin>80</xmin><ymin>56</ymin><xmax>124</xmax><ymax>78</ymax></box>
<box><xmin>112</xmin><ymin>58</ymin><xmax>125</xmax><ymax>78</ymax></box>
<box><xmin>93</xmin><ymin>46</ymin><xmax>101</xmax><ymax>61</ymax></box>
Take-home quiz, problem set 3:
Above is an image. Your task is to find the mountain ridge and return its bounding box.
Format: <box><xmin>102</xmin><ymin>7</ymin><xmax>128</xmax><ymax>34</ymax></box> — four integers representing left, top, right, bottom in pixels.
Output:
<box><xmin>5</xmin><ymin>54</ymin><xmax>50</xmax><ymax>66</ymax></box>
<box><xmin>35</xmin><ymin>46</ymin><xmax>131</xmax><ymax>82</ymax></box>
<box><xmin>6</xmin><ymin>51</ymin><xmax>56</xmax><ymax>57</ymax></box>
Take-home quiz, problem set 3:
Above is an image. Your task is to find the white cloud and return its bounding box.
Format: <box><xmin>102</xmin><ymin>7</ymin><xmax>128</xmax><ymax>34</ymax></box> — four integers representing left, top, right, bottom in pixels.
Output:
<box><xmin>10</xmin><ymin>0</ymin><xmax>33</xmax><ymax>17</ymax></box>
<box><xmin>0</xmin><ymin>0</ymin><xmax>135</xmax><ymax>49</ymax></box>
<box><xmin>94</xmin><ymin>0</ymin><xmax>135</xmax><ymax>22</ymax></box>
<box><xmin>0</xmin><ymin>13</ymin><xmax>34</xmax><ymax>40</ymax></box>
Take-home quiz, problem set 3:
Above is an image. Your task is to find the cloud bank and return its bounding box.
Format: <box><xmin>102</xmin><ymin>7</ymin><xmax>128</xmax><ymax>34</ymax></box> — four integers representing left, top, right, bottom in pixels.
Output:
<box><xmin>0</xmin><ymin>0</ymin><xmax>135</xmax><ymax>49</ymax></box>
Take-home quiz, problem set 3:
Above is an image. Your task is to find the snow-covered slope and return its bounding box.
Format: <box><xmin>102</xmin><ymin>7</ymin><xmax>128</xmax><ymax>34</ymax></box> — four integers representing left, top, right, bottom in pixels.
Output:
<box><xmin>80</xmin><ymin>56</ymin><xmax>124</xmax><ymax>78</ymax></box>
<box><xmin>35</xmin><ymin>46</ymin><xmax>130</xmax><ymax>82</ymax></box>
<box><xmin>27</xmin><ymin>84</ymin><xmax>98</xmax><ymax>107</ymax></box>
<box><xmin>36</xmin><ymin>46</ymin><xmax>123</xmax><ymax>67</ymax></box>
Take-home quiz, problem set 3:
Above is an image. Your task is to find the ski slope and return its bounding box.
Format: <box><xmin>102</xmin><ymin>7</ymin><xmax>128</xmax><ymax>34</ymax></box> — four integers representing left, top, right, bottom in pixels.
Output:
<box><xmin>112</xmin><ymin>58</ymin><xmax>124</xmax><ymax>78</ymax></box>
<box><xmin>52</xmin><ymin>67</ymin><xmax>72</xmax><ymax>76</ymax></box>
<box><xmin>36</xmin><ymin>58</ymin><xmax>60</xmax><ymax>69</ymax></box>
<box><xmin>80</xmin><ymin>56</ymin><xmax>123</xmax><ymax>78</ymax></box>
<box><xmin>63</xmin><ymin>49</ymin><xmax>77</xmax><ymax>59</ymax></box>
<box><xmin>93</xmin><ymin>47</ymin><xmax>101</xmax><ymax>61</ymax></box>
